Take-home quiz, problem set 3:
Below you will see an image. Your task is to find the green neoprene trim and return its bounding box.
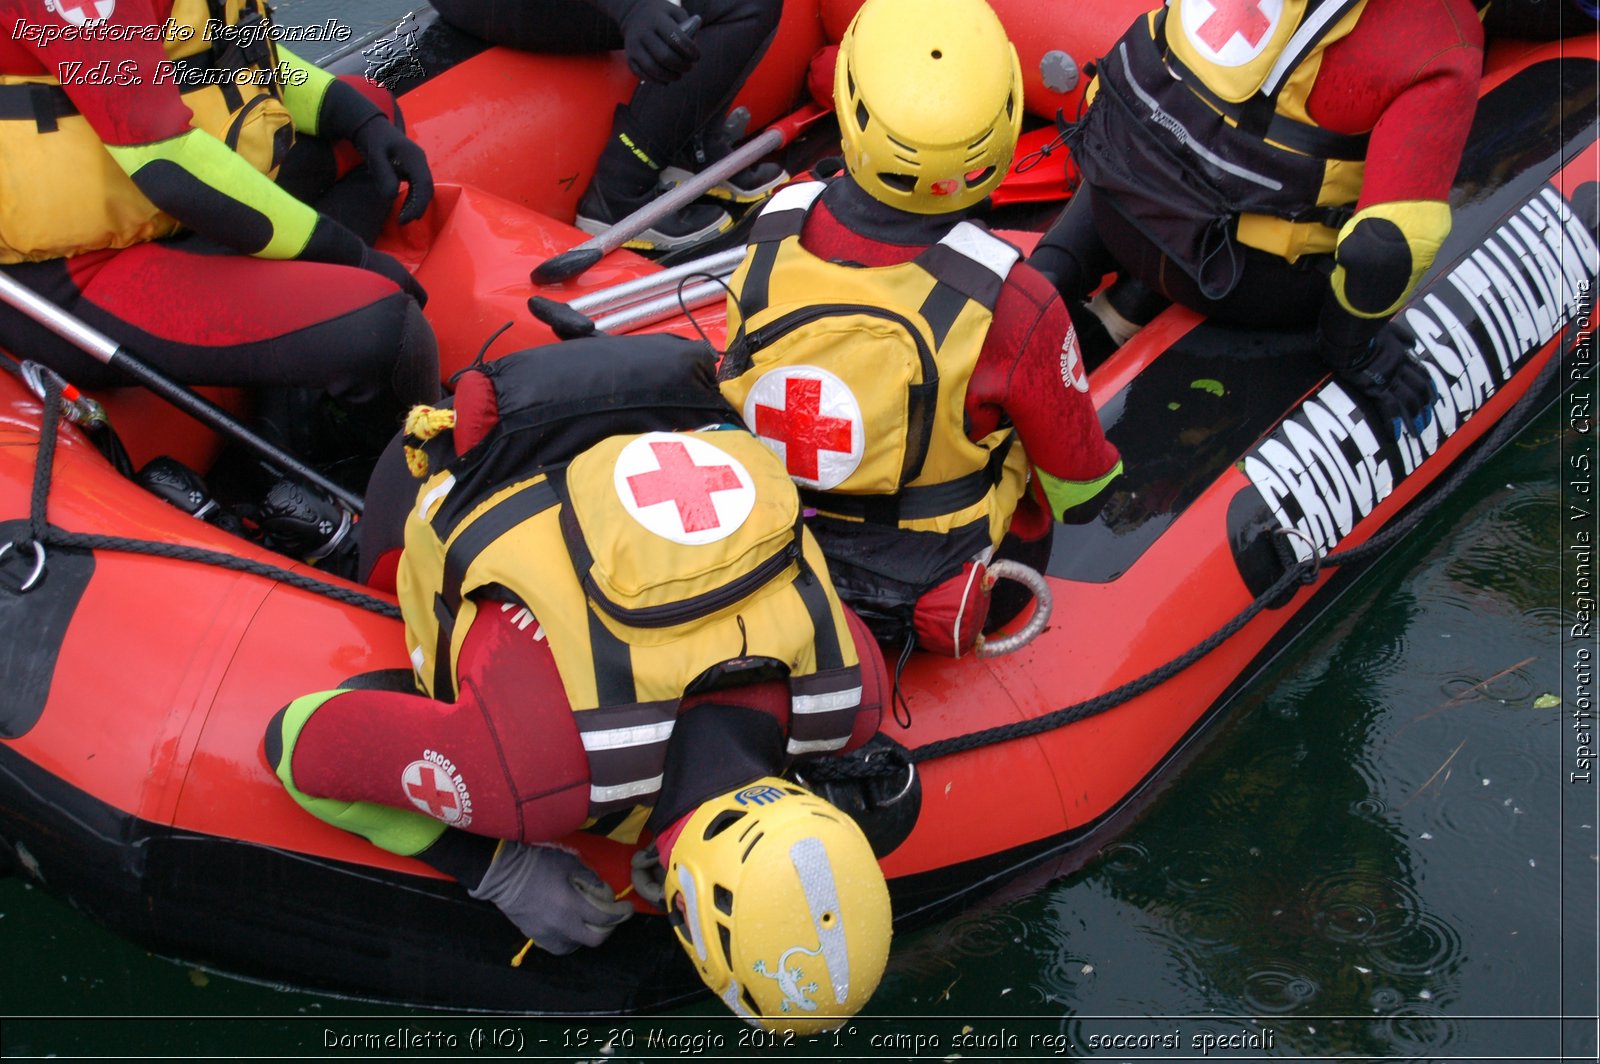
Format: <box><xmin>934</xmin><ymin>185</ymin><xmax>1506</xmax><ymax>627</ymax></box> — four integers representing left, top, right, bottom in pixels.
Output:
<box><xmin>1034</xmin><ymin>459</ymin><xmax>1123</xmax><ymax>521</ymax></box>
<box><xmin>274</xmin><ymin>690</ymin><xmax>447</xmax><ymax>857</ymax></box>
<box><xmin>106</xmin><ymin>129</ymin><xmax>319</xmax><ymax>258</ymax></box>
<box><xmin>276</xmin><ymin>45</ymin><xmax>336</xmax><ymax>133</ymax></box>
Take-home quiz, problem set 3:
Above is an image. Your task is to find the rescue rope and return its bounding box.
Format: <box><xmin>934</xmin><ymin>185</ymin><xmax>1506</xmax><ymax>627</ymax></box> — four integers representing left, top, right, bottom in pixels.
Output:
<box><xmin>805</xmin><ymin>344</ymin><xmax>1571</xmax><ymax>783</ymax></box>
<box><xmin>6</xmin><ymin>373</ymin><xmax>401</xmax><ymax>620</ymax></box>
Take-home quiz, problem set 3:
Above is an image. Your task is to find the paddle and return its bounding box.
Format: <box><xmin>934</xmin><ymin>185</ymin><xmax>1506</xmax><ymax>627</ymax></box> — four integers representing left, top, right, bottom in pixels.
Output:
<box><xmin>0</xmin><ymin>271</ymin><xmax>365</xmax><ymax>514</ymax></box>
<box><xmin>530</xmin><ymin>101</ymin><xmax>828</xmax><ymax>286</ymax></box>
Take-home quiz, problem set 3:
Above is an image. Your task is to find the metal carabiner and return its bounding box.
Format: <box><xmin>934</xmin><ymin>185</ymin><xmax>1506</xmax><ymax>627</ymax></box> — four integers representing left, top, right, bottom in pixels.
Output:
<box><xmin>0</xmin><ymin>539</ymin><xmax>47</xmax><ymax>592</ymax></box>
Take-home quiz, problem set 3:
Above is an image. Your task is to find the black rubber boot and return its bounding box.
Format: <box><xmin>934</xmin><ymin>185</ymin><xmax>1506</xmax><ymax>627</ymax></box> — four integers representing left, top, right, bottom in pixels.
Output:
<box><xmin>256</xmin><ymin>478</ymin><xmax>358</xmax><ymax>576</ymax></box>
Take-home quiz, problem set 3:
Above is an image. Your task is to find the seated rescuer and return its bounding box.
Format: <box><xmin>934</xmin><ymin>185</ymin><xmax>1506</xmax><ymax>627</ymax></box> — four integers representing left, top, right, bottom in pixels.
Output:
<box><xmin>716</xmin><ymin>0</ymin><xmax>1123</xmax><ymax>657</ymax></box>
<box><xmin>0</xmin><ymin>0</ymin><xmax>441</xmax><ymax>464</ymax></box>
<box><xmin>1029</xmin><ymin>0</ymin><xmax>1484</xmax><ymax>440</ymax></box>
<box><xmin>427</xmin><ymin>0</ymin><xmax>788</xmax><ymax>251</ymax></box>
<box><xmin>265</xmin><ymin>333</ymin><xmax>893</xmax><ymax>1032</ymax></box>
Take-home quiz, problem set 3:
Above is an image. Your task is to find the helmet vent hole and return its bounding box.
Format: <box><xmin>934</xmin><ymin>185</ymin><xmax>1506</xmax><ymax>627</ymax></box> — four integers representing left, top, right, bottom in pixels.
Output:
<box><xmin>855</xmin><ymin>101</ymin><xmax>870</xmax><ymax>132</ymax></box>
<box><xmin>931</xmin><ymin>49</ymin><xmax>942</xmax><ymax>59</ymax></box>
<box><xmin>703</xmin><ymin>809</ymin><xmax>747</xmax><ymax>841</ymax></box>
<box><xmin>718</xmin><ymin>923</ymin><xmax>735</xmax><ymax>968</ymax></box>
<box><xmin>714</xmin><ymin>884</ymin><xmax>734</xmax><ymax>916</ymax></box>
<box><xmin>879</xmin><ymin>173</ymin><xmax>917</xmax><ymax>193</ymax></box>
<box><xmin>819</xmin><ymin>910</ymin><xmax>838</xmax><ymax>928</ymax></box>
<box><xmin>964</xmin><ymin>166</ymin><xmax>996</xmax><ymax>188</ymax></box>
<box><xmin>740</xmin><ymin>988</ymin><xmax>761</xmax><ymax>1014</ymax></box>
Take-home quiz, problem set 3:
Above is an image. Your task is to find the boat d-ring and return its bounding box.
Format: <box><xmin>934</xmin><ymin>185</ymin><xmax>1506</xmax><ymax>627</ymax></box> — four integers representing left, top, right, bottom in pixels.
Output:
<box><xmin>871</xmin><ymin>752</ymin><xmax>917</xmax><ymax>806</ymax></box>
<box><xmin>974</xmin><ymin>559</ymin><xmax>1053</xmax><ymax>657</ymax></box>
<box><xmin>0</xmin><ymin>540</ymin><xmax>47</xmax><ymax>593</ymax></box>
<box><xmin>1272</xmin><ymin>526</ymin><xmax>1323</xmax><ymax>584</ymax></box>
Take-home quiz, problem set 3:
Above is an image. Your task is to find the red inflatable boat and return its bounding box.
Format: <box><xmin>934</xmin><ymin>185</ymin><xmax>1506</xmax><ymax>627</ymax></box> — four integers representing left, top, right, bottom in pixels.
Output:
<box><xmin>0</xmin><ymin>2</ymin><xmax>1594</xmax><ymax>1014</ymax></box>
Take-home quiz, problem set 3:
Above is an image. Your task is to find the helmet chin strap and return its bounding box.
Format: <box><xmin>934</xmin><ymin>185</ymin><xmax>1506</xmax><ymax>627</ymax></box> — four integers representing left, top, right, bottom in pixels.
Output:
<box><xmin>790</xmin><ymin>836</ymin><xmax>851</xmax><ymax>1003</ymax></box>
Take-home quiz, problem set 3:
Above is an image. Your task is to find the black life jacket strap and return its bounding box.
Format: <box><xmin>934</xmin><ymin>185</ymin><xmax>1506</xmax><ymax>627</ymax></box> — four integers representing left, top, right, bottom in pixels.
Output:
<box><xmin>801</xmin><ymin>432</ymin><xmax>1015</xmax><ymax>526</ymax></box>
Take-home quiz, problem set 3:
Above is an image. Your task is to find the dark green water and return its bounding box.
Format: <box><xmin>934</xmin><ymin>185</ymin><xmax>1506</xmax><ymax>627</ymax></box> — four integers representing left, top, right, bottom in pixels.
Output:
<box><xmin>3</xmin><ymin>3</ymin><xmax>1598</xmax><ymax>1059</ymax></box>
<box><xmin>4</xmin><ymin>404</ymin><xmax>1592</xmax><ymax>1061</ymax></box>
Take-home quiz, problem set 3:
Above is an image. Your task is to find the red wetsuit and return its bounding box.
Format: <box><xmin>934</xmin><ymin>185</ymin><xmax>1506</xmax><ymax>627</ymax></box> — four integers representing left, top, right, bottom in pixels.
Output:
<box><xmin>0</xmin><ymin>0</ymin><xmax>437</xmax><ymax>447</ymax></box>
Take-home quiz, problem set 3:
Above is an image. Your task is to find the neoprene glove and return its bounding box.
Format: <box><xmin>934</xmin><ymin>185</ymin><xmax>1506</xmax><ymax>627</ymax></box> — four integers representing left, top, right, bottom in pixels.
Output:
<box><xmin>318</xmin><ymin>79</ymin><xmax>435</xmax><ymax>223</ymax></box>
<box><xmin>1332</xmin><ymin>333</ymin><xmax>1439</xmax><ymax>440</ymax></box>
<box><xmin>468</xmin><ymin>842</ymin><xmax>634</xmax><ymax>955</ymax></box>
<box><xmin>359</xmin><ymin>244</ymin><xmax>429</xmax><ymax>308</ymax></box>
<box><xmin>349</xmin><ymin>114</ymin><xmax>435</xmax><ymax>224</ymax></box>
<box><xmin>596</xmin><ymin>0</ymin><xmax>701</xmax><ymax>84</ymax></box>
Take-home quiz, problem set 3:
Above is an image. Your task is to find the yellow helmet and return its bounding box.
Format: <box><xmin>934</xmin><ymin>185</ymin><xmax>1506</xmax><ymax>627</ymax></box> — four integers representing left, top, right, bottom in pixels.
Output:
<box><xmin>662</xmin><ymin>777</ymin><xmax>891</xmax><ymax>1033</ymax></box>
<box><xmin>834</xmin><ymin>0</ymin><xmax>1024</xmax><ymax>214</ymax></box>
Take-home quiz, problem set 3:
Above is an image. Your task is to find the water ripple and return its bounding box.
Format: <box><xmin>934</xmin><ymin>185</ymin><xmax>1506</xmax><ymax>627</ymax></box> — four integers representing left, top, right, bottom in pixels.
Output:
<box><xmin>1373</xmin><ymin>1002</ymin><xmax>1459</xmax><ymax>1056</ymax></box>
<box><xmin>935</xmin><ymin>908</ymin><xmax>1033</xmax><ymax>960</ymax></box>
<box><xmin>1367</xmin><ymin>909</ymin><xmax>1463</xmax><ymax>979</ymax></box>
<box><xmin>1241</xmin><ymin>964</ymin><xmax>1321</xmax><ymax>1014</ymax></box>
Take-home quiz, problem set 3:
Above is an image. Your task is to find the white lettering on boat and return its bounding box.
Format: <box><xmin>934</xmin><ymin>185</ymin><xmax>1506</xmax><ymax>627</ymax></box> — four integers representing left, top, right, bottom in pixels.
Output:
<box><xmin>1246</xmin><ymin>184</ymin><xmax>1597</xmax><ymax>563</ymax></box>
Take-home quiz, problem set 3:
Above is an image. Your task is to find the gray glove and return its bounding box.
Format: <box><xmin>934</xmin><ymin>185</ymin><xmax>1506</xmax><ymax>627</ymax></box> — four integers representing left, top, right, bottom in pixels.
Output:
<box><xmin>629</xmin><ymin>845</ymin><xmax>666</xmax><ymax>907</ymax></box>
<box><xmin>469</xmin><ymin>843</ymin><xmax>633</xmax><ymax>955</ymax></box>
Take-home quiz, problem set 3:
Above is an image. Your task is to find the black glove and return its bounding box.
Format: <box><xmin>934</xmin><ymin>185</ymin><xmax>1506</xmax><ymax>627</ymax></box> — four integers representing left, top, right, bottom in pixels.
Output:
<box><xmin>358</xmin><ymin>244</ymin><xmax>429</xmax><ymax>308</ymax></box>
<box><xmin>349</xmin><ymin>114</ymin><xmax>435</xmax><ymax>224</ymax></box>
<box><xmin>1331</xmin><ymin>333</ymin><xmax>1439</xmax><ymax>440</ymax></box>
<box><xmin>468</xmin><ymin>843</ymin><xmax>634</xmax><ymax>955</ymax></box>
<box><xmin>605</xmin><ymin>0</ymin><xmax>701</xmax><ymax>84</ymax></box>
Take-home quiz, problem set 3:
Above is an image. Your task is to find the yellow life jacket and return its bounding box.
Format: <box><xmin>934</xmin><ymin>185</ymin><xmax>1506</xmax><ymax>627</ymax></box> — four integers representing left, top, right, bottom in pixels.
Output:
<box><xmin>0</xmin><ymin>0</ymin><xmax>293</xmax><ymax>263</ymax></box>
<box><xmin>397</xmin><ymin>426</ymin><xmax>865</xmax><ymax>829</ymax></box>
<box><xmin>719</xmin><ymin>181</ymin><xmax>1030</xmax><ymax>552</ymax></box>
<box><xmin>1159</xmin><ymin>0</ymin><xmax>1371</xmax><ymax>261</ymax></box>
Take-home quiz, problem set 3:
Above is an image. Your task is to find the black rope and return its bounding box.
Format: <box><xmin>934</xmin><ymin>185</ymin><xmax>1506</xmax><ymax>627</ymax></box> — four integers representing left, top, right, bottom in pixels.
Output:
<box><xmin>36</xmin><ymin>528</ymin><xmax>402</xmax><ymax>618</ymax></box>
<box><xmin>15</xmin><ymin>373</ymin><xmax>401</xmax><ymax>620</ymax></box>
<box><xmin>806</xmin><ymin>344</ymin><xmax>1570</xmax><ymax>783</ymax></box>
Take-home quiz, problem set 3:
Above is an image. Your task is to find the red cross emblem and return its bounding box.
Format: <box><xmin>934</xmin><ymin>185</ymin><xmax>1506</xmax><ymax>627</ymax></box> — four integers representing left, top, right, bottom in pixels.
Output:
<box><xmin>1195</xmin><ymin>0</ymin><xmax>1271</xmax><ymax>53</ymax></box>
<box><xmin>754</xmin><ymin>377</ymin><xmax>855</xmax><ymax>481</ymax></box>
<box><xmin>403</xmin><ymin>761</ymin><xmax>460</xmax><ymax>821</ymax></box>
<box><xmin>744</xmin><ymin>367</ymin><xmax>864</xmax><ymax>489</ymax></box>
<box><xmin>51</xmin><ymin>0</ymin><xmax>116</xmax><ymax>26</ymax></box>
<box><xmin>620</xmin><ymin>435</ymin><xmax>752</xmax><ymax>540</ymax></box>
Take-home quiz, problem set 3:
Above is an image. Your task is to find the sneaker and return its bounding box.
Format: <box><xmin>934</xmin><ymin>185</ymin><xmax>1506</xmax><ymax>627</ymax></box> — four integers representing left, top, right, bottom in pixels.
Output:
<box><xmin>660</xmin><ymin>158</ymin><xmax>788</xmax><ymax>204</ymax></box>
<box><xmin>575</xmin><ymin>179</ymin><xmax>732</xmax><ymax>252</ymax></box>
<box><xmin>661</xmin><ymin>128</ymin><xmax>789</xmax><ymax>204</ymax></box>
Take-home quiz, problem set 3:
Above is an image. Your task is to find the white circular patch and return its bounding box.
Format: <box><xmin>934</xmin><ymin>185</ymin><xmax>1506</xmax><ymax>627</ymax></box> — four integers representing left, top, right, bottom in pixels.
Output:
<box><xmin>1180</xmin><ymin>0</ymin><xmax>1283</xmax><ymax>67</ymax></box>
<box><xmin>1060</xmin><ymin>327</ymin><xmax>1090</xmax><ymax>393</ymax></box>
<box><xmin>743</xmin><ymin>366</ymin><xmax>864</xmax><ymax>490</ymax></box>
<box><xmin>402</xmin><ymin>759</ymin><xmax>468</xmax><ymax>825</ymax></box>
<box><xmin>613</xmin><ymin>432</ymin><xmax>756</xmax><ymax>545</ymax></box>
<box><xmin>48</xmin><ymin>0</ymin><xmax>117</xmax><ymax>26</ymax></box>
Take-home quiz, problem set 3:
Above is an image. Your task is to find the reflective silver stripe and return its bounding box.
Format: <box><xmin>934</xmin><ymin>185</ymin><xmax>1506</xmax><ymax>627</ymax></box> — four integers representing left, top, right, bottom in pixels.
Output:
<box><xmin>761</xmin><ymin>179</ymin><xmax>826</xmax><ymax>218</ymax></box>
<box><xmin>791</xmin><ymin>686</ymin><xmax>863</xmax><ymax>715</ymax></box>
<box><xmin>1263</xmin><ymin>0</ymin><xmax>1359</xmax><ymax>96</ymax></box>
<box><xmin>791</xmin><ymin>836</ymin><xmax>851</xmax><ymax>1003</ymax></box>
<box><xmin>416</xmin><ymin>473</ymin><xmax>455</xmax><ymax>520</ymax></box>
<box><xmin>1120</xmin><ymin>42</ymin><xmax>1282</xmax><ymax>191</ymax></box>
<box><xmin>677</xmin><ymin>866</ymin><xmax>708</xmax><ymax>962</ymax></box>
<box><xmin>579</xmin><ymin>720</ymin><xmax>676</xmax><ymax>751</ymax></box>
<box><xmin>589</xmin><ymin>774</ymin><xmax>664</xmax><ymax>804</ymax></box>
<box><xmin>939</xmin><ymin>222</ymin><xmax>1021</xmax><ymax>279</ymax></box>
<box><xmin>787</xmin><ymin>735</ymin><xmax>851</xmax><ymax>755</ymax></box>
